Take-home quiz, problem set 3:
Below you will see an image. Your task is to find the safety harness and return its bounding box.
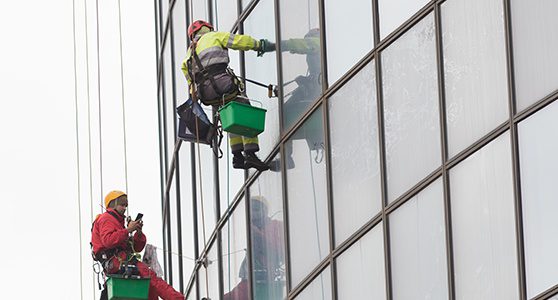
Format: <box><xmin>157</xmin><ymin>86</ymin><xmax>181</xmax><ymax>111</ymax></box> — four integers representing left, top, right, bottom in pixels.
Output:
<box><xmin>187</xmin><ymin>40</ymin><xmax>241</xmax><ymax>106</ymax></box>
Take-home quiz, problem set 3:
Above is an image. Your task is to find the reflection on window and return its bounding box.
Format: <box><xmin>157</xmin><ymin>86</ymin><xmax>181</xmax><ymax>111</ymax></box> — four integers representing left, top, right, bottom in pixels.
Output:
<box><xmin>325</xmin><ymin>0</ymin><xmax>373</xmax><ymax>84</ymax></box>
<box><xmin>192</xmin><ymin>0</ymin><xmax>209</xmax><ymax>21</ymax></box>
<box><xmin>390</xmin><ymin>179</ymin><xmax>448</xmax><ymax>300</ymax></box>
<box><xmin>199</xmin><ymin>244</ymin><xmax>221</xmax><ymax>300</ymax></box>
<box><xmin>450</xmin><ymin>132</ymin><xmax>519</xmax><ymax>300</ymax></box>
<box><xmin>249</xmin><ymin>155</ymin><xmax>286</xmax><ymax>300</ymax></box>
<box><xmin>382</xmin><ymin>13</ymin><xmax>441</xmax><ymax>203</ymax></box>
<box><xmin>222</xmin><ymin>200</ymin><xmax>248</xmax><ymax>300</ymax></box>
<box><xmin>244</xmin><ymin>0</ymin><xmax>279</xmax><ymax>159</ymax></box>
<box><xmin>293</xmin><ymin>268</ymin><xmax>332</xmax><ymax>300</ymax></box>
<box><xmin>336</xmin><ymin>224</ymin><xmax>386</xmax><ymax>300</ymax></box>
<box><xmin>442</xmin><ymin>0</ymin><xmax>508</xmax><ymax>157</ymax></box>
<box><xmin>328</xmin><ymin>61</ymin><xmax>382</xmax><ymax>246</ymax></box>
<box><xmin>285</xmin><ymin>107</ymin><xmax>328</xmax><ymax>287</ymax></box>
<box><xmin>511</xmin><ymin>0</ymin><xmax>558</xmax><ymax>111</ymax></box>
<box><xmin>518</xmin><ymin>100</ymin><xmax>558</xmax><ymax>298</ymax></box>
<box><xmin>378</xmin><ymin>0</ymin><xmax>429</xmax><ymax>39</ymax></box>
<box><xmin>280</xmin><ymin>0</ymin><xmax>322</xmax><ymax>131</ymax></box>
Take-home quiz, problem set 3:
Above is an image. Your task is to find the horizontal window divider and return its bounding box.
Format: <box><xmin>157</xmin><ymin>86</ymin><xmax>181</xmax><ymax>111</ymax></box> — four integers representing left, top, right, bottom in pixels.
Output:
<box><xmin>531</xmin><ymin>283</ymin><xmax>558</xmax><ymax>300</ymax></box>
<box><xmin>514</xmin><ymin>90</ymin><xmax>558</xmax><ymax>124</ymax></box>
<box><xmin>385</xmin><ymin>167</ymin><xmax>443</xmax><ymax>215</ymax></box>
<box><xmin>446</xmin><ymin>121</ymin><xmax>510</xmax><ymax>170</ymax></box>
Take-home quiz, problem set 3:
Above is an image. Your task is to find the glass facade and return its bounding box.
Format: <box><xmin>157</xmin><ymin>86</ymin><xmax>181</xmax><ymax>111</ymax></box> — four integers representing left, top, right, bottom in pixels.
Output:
<box><xmin>154</xmin><ymin>0</ymin><xmax>558</xmax><ymax>299</ymax></box>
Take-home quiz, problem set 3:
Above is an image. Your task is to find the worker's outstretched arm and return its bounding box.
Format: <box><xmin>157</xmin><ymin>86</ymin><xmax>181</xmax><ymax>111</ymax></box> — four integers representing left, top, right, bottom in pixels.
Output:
<box><xmin>213</xmin><ymin>31</ymin><xmax>260</xmax><ymax>51</ymax></box>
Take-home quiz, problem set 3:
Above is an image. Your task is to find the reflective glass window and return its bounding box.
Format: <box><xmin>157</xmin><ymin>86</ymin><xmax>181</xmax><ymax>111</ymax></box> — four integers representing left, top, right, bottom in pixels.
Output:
<box><xmin>294</xmin><ymin>268</ymin><xmax>332</xmax><ymax>300</ymax></box>
<box><xmin>222</xmin><ymin>200</ymin><xmax>248</xmax><ymax>298</ymax></box>
<box><xmin>518</xmin><ymin>100</ymin><xmax>558</xmax><ymax>298</ymax></box>
<box><xmin>249</xmin><ymin>153</ymin><xmax>286</xmax><ymax>300</ymax></box>
<box><xmin>324</xmin><ymin>0</ymin><xmax>373</xmax><ymax>84</ymax></box>
<box><xmin>450</xmin><ymin>132</ymin><xmax>519</xmax><ymax>300</ymax></box>
<box><xmin>442</xmin><ymin>0</ymin><xmax>509</xmax><ymax>157</ymax></box>
<box><xmin>378</xmin><ymin>0</ymin><xmax>429</xmax><ymax>39</ymax></box>
<box><xmin>198</xmin><ymin>244</ymin><xmax>221</xmax><ymax>300</ymax></box>
<box><xmin>511</xmin><ymin>0</ymin><xmax>558</xmax><ymax>111</ymax></box>
<box><xmin>286</xmin><ymin>107</ymin><xmax>328</xmax><ymax>287</ymax></box>
<box><xmin>336</xmin><ymin>224</ymin><xmax>386</xmax><ymax>300</ymax></box>
<box><xmin>198</xmin><ymin>147</ymin><xmax>217</xmax><ymax>252</ymax></box>
<box><xmin>244</xmin><ymin>0</ymin><xmax>280</xmax><ymax>159</ymax></box>
<box><xmin>328</xmin><ymin>61</ymin><xmax>381</xmax><ymax>245</ymax></box>
<box><xmin>382</xmin><ymin>13</ymin><xmax>441</xmax><ymax>203</ymax></box>
<box><xmin>215</xmin><ymin>0</ymin><xmax>238</xmax><ymax>31</ymax></box>
<box><xmin>390</xmin><ymin>179</ymin><xmax>448</xmax><ymax>300</ymax></box>
<box><xmin>280</xmin><ymin>0</ymin><xmax>322</xmax><ymax>131</ymax></box>
<box><xmin>192</xmin><ymin>0</ymin><xmax>209</xmax><ymax>21</ymax></box>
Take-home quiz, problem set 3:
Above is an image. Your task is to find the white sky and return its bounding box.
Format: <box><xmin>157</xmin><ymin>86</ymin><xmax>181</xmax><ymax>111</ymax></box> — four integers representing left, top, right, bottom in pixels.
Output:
<box><xmin>0</xmin><ymin>0</ymin><xmax>162</xmax><ymax>299</ymax></box>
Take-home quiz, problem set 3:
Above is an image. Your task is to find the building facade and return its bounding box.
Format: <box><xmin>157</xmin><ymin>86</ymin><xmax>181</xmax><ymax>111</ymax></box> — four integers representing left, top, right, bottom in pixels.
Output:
<box><xmin>154</xmin><ymin>0</ymin><xmax>558</xmax><ymax>299</ymax></box>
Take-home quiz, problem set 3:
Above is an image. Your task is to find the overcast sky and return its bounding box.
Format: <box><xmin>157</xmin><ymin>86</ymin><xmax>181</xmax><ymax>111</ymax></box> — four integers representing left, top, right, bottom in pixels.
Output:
<box><xmin>0</xmin><ymin>0</ymin><xmax>162</xmax><ymax>299</ymax></box>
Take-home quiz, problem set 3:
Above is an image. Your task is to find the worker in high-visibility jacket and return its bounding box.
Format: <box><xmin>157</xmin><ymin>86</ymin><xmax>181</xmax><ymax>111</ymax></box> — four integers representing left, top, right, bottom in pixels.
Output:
<box><xmin>181</xmin><ymin>20</ymin><xmax>276</xmax><ymax>172</ymax></box>
<box><xmin>91</xmin><ymin>190</ymin><xmax>184</xmax><ymax>300</ymax></box>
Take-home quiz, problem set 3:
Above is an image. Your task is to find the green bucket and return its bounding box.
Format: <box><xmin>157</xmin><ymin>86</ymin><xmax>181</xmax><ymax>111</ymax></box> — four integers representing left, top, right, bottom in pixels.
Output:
<box><xmin>219</xmin><ymin>101</ymin><xmax>266</xmax><ymax>138</ymax></box>
<box><xmin>107</xmin><ymin>276</ymin><xmax>150</xmax><ymax>300</ymax></box>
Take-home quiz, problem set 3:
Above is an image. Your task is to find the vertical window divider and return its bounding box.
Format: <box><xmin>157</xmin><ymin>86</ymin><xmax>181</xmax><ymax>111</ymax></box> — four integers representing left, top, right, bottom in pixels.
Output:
<box><xmin>434</xmin><ymin>3</ymin><xmax>455</xmax><ymax>299</ymax></box>
<box><xmin>371</xmin><ymin>0</ymin><xmax>393</xmax><ymax>299</ymax></box>
<box><xmin>502</xmin><ymin>0</ymin><xmax>526</xmax><ymax>298</ymax></box>
<box><xmin>375</xmin><ymin>51</ymin><xmax>393</xmax><ymax>300</ymax></box>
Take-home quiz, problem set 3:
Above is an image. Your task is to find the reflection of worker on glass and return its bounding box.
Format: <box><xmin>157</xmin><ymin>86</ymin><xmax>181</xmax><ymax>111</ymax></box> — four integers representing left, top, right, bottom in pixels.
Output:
<box><xmin>270</xmin><ymin>28</ymin><xmax>324</xmax><ymax>171</ymax></box>
<box><xmin>224</xmin><ymin>196</ymin><xmax>285</xmax><ymax>300</ymax></box>
<box><xmin>281</xmin><ymin>28</ymin><xmax>322</xmax><ymax>129</ymax></box>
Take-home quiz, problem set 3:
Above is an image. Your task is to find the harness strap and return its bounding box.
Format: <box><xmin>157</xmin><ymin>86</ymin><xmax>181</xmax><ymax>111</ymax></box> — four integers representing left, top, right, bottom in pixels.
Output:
<box><xmin>189</xmin><ymin>41</ymin><xmax>225</xmax><ymax>96</ymax></box>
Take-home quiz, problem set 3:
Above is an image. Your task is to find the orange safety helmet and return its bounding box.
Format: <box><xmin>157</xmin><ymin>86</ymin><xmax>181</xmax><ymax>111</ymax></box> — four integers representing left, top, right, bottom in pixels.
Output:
<box><xmin>188</xmin><ymin>20</ymin><xmax>214</xmax><ymax>40</ymax></box>
<box><xmin>104</xmin><ymin>190</ymin><xmax>127</xmax><ymax>208</ymax></box>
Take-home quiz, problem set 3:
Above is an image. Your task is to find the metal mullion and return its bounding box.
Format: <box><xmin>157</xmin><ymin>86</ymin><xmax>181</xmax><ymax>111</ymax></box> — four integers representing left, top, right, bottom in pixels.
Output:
<box><xmin>375</xmin><ymin>51</ymin><xmax>392</xmax><ymax>300</ymax></box>
<box><xmin>288</xmin><ymin>256</ymin><xmax>332</xmax><ymax>299</ymax></box>
<box><xmin>513</xmin><ymin>90</ymin><xmax>558</xmax><ymax>124</ymax></box>
<box><xmin>205</xmin><ymin>2</ymin><xmax>225</xmax><ymax>297</ymax></box>
<box><xmin>331</xmin><ymin>213</ymin><xmax>383</xmax><ymax>259</ymax></box>
<box><xmin>532</xmin><ymin>284</ymin><xmax>558</xmax><ymax>300</ymax></box>
<box><xmin>230</xmin><ymin>0</ymin><xmax>260</xmax><ymax>33</ymax></box>
<box><xmin>168</xmin><ymin>3</ymin><xmax>186</xmax><ymax>290</ymax></box>
<box><xmin>157</xmin><ymin>0</ymin><xmax>172</xmax><ymax>281</ymax></box>
<box><xmin>502</xmin><ymin>0</ymin><xmax>526</xmax><ymax>298</ymax></box>
<box><xmin>384</xmin><ymin>168</ymin><xmax>443</xmax><ymax>214</ymax></box>
<box><xmin>434</xmin><ymin>3</ymin><xmax>455</xmax><ymax>299</ymax></box>
<box><xmin>244</xmin><ymin>188</ymin><xmax>254</xmax><ymax>300</ymax></box>
<box><xmin>316</xmin><ymin>0</ymin><xmax>336</xmax><ymax>297</ymax></box>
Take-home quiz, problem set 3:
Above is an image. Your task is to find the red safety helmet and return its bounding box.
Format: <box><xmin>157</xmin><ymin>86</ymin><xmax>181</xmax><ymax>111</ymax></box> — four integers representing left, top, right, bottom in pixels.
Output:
<box><xmin>188</xmin><ymin>20</ymin><xmax>214</xmax><ymax>40</ymax></box>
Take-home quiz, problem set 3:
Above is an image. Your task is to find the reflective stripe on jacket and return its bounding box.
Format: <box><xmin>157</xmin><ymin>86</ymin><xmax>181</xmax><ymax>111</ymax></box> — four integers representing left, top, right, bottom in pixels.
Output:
<box><xmin>181</xmin><ymin>31</ymin><xmax>261</xmax><ymax>85</ymax></box>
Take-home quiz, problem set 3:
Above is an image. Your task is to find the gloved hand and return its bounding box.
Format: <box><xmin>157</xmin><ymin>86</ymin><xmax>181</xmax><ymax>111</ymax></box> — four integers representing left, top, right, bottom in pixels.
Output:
<box><xmin>257</xmin><ymin>39</ymin><xmax>276</xmax><ymax>57</ymax></box>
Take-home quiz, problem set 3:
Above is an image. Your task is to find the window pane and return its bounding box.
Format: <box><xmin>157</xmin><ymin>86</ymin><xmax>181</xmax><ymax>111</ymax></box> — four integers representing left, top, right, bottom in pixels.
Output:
<box><xmin>244</xmin><ymin>0</ymin><xmax>279</xmax><ymax>160</ymax></box>
<box><xmin>336</xmin><ymin>224</ymin><xmax>386</xmax><ymax>300</ymax></box>
<box><xmin>249</xmin><ymin>154</ymin><xmax>287</xmax><ymax>300</ymax></box>
<box><xmin>215</xmin><ymin>0</ymin><xmax>238</xmax><ymax>31</ymax></box>
<box><xmin>390</xmin><ymin>179</ymin><xmax>448</xmax><ymax>300</ymax></box>
<box><xmin>450</xmin><ymin>132</ymin><xmax>519</xmax><ymax>300</ymax></box>
<box><xmin>294</xmin><ymin>268</ymin><xmax>332</xmax><ymax>300</ymax></box>
<box><xmin>518</xmin><ymin>100</ymin><xmax>558</xmax><ymax>298</ymax></box>
<box><xmin>222</xmin><ymin>200</ymin><xmax>248</xmax><ymax>298</ymax></box>
<box><xmin>280</xmin><ymin>0</ymin><xmax>322</xmax><ymax>131</ymax></box>
<box><xmin>324</xmin><ymin>0</ymin><xmax>373</xmax><ymax>84</ymax></box>
<box><xmin>382</xmin><ymin>13</ymin><xmax>441</xmax><ymax>203</ymax></box>
<box><xmin>378</xmin><ymin>0</ymin><xmax>429</xmax><ymax>39</ymax></box>
<box><xmin>441</xmin><ymin>0</ymin><xmax>509</xmax><ymax>157</ymax></box>
<box><xmin>329</xmin><ymin>61</ymin><xmax>382</xmax><ymax>245</ymax></box>
<box><xmin>511</xmin><ymin>0</ymin><xmax>558</xmax><ymax>111</ymax></box>
<box><xmin>199</xmin><ymin>244</ymin><xmax>220</xmax><ymax>300</ymax></box>
<box><xmin>286</xmin><ymin>107</ymin><xmax>329</xmax><ymax>287</ymax></box>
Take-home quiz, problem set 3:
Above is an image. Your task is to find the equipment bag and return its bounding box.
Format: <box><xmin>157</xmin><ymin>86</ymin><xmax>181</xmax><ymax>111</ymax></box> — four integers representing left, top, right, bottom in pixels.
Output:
<box><xmin>176</xmin><ymin>98</ymin><xmax>221</xmax><ymax>149</ymax></box>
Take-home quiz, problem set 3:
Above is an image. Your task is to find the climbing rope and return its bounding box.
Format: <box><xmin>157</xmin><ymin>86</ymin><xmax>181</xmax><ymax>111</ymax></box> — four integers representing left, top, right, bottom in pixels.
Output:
<box><xmin>72</xmin><ymin>0</ymin><xmax>84</xmax><ymax>298</ymax></box>
<box><xmin>95</xmin><ymin>0</ymin><xmax>104</xmax><ymax>211</ymax></box>
<box><xmin>194</xmin><ymin>96</ymin><xmax>211</xmax><ymax>300</ymax></box>
<box><xmin>117</xmin><ymin>0</ymin><xmax>130</xmax><ymax>196</ymax></box>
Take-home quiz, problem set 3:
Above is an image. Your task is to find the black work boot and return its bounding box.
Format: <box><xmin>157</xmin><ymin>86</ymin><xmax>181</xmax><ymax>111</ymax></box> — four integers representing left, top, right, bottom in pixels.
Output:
<box><xmin>244</xmin><ymin>151</ymin><xmax>270</xmax><ymax>171</ymax></box>
<box><xmin>232</xmin><ymin>151</ymin><xmax>246</xmax><ymax>169</ymax></box>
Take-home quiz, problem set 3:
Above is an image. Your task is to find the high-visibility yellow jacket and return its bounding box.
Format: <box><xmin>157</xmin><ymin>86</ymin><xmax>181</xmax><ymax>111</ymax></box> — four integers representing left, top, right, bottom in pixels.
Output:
<box><xmin>281</xmin><ymin>37</ymin><xmax>321</xmax><ymax>76</ymax></box>
<box><xmin>181</xmin><ymin>31</ymin><xmax>261</xmax><ymax>85</ymax></box>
